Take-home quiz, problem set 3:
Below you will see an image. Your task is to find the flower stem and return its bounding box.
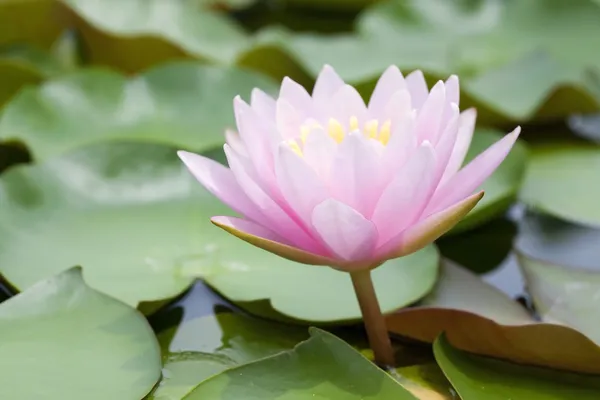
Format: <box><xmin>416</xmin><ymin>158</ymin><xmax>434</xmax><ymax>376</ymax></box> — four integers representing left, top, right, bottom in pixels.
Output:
<box><xmin>350</xmin><ymin>269</ymin><xmax>395</xmax><ymax>367</ymax></box>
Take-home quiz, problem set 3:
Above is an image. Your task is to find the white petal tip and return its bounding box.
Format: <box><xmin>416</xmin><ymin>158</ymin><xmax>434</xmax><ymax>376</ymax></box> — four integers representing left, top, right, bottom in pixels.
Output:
<box><xmin>177</xmin><ymin>150</ymin><xmax>193</xmax><ymax>162</ymax></box>
<box><xmin>511</xmin><ymin>126</ymin><xmax>522</xmax><ymax>137</ymax></box>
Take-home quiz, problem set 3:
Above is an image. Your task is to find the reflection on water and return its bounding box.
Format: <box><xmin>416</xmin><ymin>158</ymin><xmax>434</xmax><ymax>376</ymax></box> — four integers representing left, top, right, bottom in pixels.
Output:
<box><xmin>516</xmin><ymin>211</ymin><xmax>600</xmax><ymax>271</ymax></box>
<box><xmin>482</xmin><ymin>254</ymin><xmax>525</xmax><ymax>299</ymax></box>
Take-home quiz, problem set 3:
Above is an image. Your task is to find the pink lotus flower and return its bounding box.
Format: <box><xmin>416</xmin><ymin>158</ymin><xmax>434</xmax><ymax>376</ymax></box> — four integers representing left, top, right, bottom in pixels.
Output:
<box><xmin>179</xmin><ymin>65</ymin><xmax>520</xmax><ymax>272</ymax></box>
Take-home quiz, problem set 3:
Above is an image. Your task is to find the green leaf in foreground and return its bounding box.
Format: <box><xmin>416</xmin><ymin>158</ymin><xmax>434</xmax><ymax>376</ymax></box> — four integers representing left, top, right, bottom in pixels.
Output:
<box><xmin>0</xmin><ymin>268</ymin><xmax>161</xmax><ymax>400</ymax></box>
<box><xmin>0</xmin><ymin>62</ymin><xmax>277</xmax><ymax>161</ymax></box>
<box><xmin>203</xmin><ymin>244</ymin><xmax>439</xmax><ymax>324</ymax></box>
<box><xmin>520</xmin><ymin>144</ymin><xmax>600</xmax><ymax>227</ymax></box>
<box><xmin>434</xmin><ymin>334</ymin><xmax>600</xmax><ymax>400</ymax></box>
<box><xmin>386</xmin><ymin>260</ymin><xmax>600</xmax><ymax>374</ymax></box>
<box><xmin>150</xmin><ymin>311</ymin><xmax>308</xmax><ymax>399</ymax></box>
<box><xmin>453</xmin><ymin>129</ymin><xmax>529</xmax><ymax>232</ymax></box>
<box><xmin>184</xmin><ymin>328</ymin><xmax>417</xmax><ymax>399</ymax></box>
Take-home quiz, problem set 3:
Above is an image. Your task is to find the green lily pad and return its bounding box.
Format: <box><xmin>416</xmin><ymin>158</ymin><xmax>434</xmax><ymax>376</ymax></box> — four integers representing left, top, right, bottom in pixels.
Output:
<box><xmin>520</xmin><ymin>144</ymin><xmax>600</xmax><ymax>227</ymax></box>
<box><xmin>202</xmin><ymin>244</ymin><xmax>439</xmax><ymax>324</ymax></box>
<box><xmin>434</xmin><ymin>334</ymin><xmax>600</xmax><ymax>400</ymax></box>
<box><xmin>0</xmin><ymin>267</ymin><xmax>161</xmax><ymax>400</ymax></box>
<box><xmin>386</xmin><ymin>260</ymin><xmax>600</xmax><ymax>374</ymax></box>
<box><xmin>184</xmin><ymin>328</ymin><xmax>418</xmax><ymax>399</ymax></box>
<box><xmin>453</xmin><ymin>129</ymin><xmax>529</xmax><ymax>233</ymax></box>
<box><xmin>150</xmin><ymin>311</ymin><xmax>308</xmax><ymax>399</ymax></box>
<box><xmin>243</xmin><ymin>0</ymin><xmax>600</xmax><ymax>125</ymax></box>
<box><xmin>61</xmin><ymin>0</ymin><xmax>249</xmax><ymax>72</ymax></box>
<box><xmin>0</xmin><ymin>142</ymin><xmax>207</xmax><ymax>308</ymax></box>
<box><xmin>0</xmin><ymin>62</ymin><xmax>277</xmax><ymax>161</ymax></box>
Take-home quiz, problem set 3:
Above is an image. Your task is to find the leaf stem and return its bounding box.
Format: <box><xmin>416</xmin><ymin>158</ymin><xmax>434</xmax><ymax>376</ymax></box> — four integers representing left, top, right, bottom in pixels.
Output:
<box><xmin>350</xmin><ymin>269</ymin><xmax>395</xmax><ymax>367</ymax></box>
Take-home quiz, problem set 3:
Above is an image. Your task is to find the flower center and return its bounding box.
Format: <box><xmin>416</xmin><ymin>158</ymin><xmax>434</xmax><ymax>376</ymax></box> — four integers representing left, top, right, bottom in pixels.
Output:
<box><xmin>288</xmin><ymin>116</ymin><xmax>392</xmax><ymax>157</ymax></box>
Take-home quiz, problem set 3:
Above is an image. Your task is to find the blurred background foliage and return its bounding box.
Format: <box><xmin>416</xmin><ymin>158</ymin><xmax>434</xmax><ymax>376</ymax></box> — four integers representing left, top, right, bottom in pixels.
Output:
<box><xmin>3</xmin><ymin>0</ymin><xmax>600</xmax><ymax>399</ymax></box>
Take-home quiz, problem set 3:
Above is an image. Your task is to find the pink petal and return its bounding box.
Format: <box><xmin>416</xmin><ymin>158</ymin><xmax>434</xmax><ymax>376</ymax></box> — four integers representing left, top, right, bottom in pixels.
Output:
<box><xmin>440</xmin><ymin>108</ymin><xmax>477</xmax><ymax>185</ymax></box>
<box><xmin>426</xmin><ymin>127</ymin><xmax>521</xmax><ymax>215</ymax></box>
<box><xmin>311</xmin><ymin>199</ymin><xmax>378</xmax><ymax>261</ymax></box>
<box><xmin>224</xmin><ymin>145</ymin><xmax>320</xmax><ymax>252</ymax></box>
<box><xmin>251</xmin><ymin>88</ymin><xmax>276</xmax><ymax>120</ymax></box>
<box><xmin>330</xmin><ymin>85</ymin><xmax>367</xmax><ymax>129</ymax></box>
<box><xmin>368</xmin><ymin>65</ymin><xmax>406</xmax><ymax>113</ymax></box>
<box><xmin>383</xmin><ymin>109</ymin><xmax>417</xmax><ymax>175</ymax></box>
<box><xmin>330</xmin><ymin>132</ymin><xmax>382</xmax><ymax>217</ymax></box>
<box><xmin>211</xmin><ymin>216</ymin><xmax>336</xmax><ymax>265</ymax></box>
<box><xmin>313</xmin><ymin>65</ymin><xmax>345</xmax><ymax>102</ymax></box>
<box><xmin>445</xmin><ymin>75</ymin><xmax>460</xmax><ymax>107</ymax></box>
<box><xmin>376</xmin><ymin>191</ymin><xmax>484</xmax><ymax>260</ymax></box>
<box><xmin>382</xmin><ymin>89</ymin><xmax>412</xmax><ymax>129</ymax></box>
<box><xmin>275</xmin><ymin>144</ymin><xmax>328</xmax><ymax>225</ymax></box>
<box><xmin>431</xmin><ymin>103</ymin><xmax>460</xmax><ymax>186</ymax></box>
<box><xmin>279</xmin><ymin>77</ymin><xmax>312</xmax><ymax>113</ymax></box>
<box><xmin>302</xmin><ymin>126</ymin><xmax>338</xmax><ymax>181</ymax></box>
<box><xmin>372</xmin><ymin>143</ymin><xmax>436</xmax><ymax>245</ymax></box>
<box><xmin>276</xmin><ymin>98</ymin><xmax>302</xmax><ymax>140</ymax></box>
<box><xmin>416</xmin><ymin>80</ymin><xmax>446</xmax><ymax>144</ymax></box>
<box><xmin>178</xmin><ymin>151</ymin><xmax>262</xmax><ymax>221</ymax></box>
<box><xmin>233</xmin><ymin>96</ymin><xmax>277</xmax><ymax>186</ymax></box>
<box><xmin>405</xmin><ymin>70</ymin><xmax>428</xmax><ymax>110</ymax></box>
<box><xmin>442</xmin><ymin>75</ymin><xmax>459</xmax><ymax>126</ymax></box>
<box><xmin>225</xmin><ymin>129</ymin><xmax>247</xmax><ymax>157</ymax></box>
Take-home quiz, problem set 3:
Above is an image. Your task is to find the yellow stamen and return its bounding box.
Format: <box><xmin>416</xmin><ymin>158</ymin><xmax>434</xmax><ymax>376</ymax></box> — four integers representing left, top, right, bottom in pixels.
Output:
<box><xmin>378</xmin><ymin>120</ymin><xmax>391</xmax><ymax>145</ymax></box>
<box><xmin>349</xmin><ymin>116</ymin><xmax>359</xmax><ymax>131</ymax></box>
<box><xmin>328</xmin><ymin>119</ymin><xmax>345</xmax><ymax>143</ymax></box>
<box><xmin>300</xmin><ymin>126</ymin><xmax>311</xmax><ymax>144</ymax></box>
<box><xmin>287</xmin><ymin>139</ymin><xmax>303</xmax><ymax>157</ymax></box>
<box><xmin>364</xmin><ymin>120</ymin><xmax>379</xmax><ymax>139</ymax></box>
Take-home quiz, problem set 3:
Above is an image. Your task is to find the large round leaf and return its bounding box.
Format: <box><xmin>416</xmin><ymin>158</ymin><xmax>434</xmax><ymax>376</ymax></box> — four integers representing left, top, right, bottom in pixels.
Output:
<box><xmin>434</xmin><ymin>334</ymin><xmax>600</xmax><ymax>400</ymax></box>
<box><xmin>520</xmin><ymin>144</ymin><xmax>600</xmax><ymax>227</ymax></box>
<box><xmin>0</xmin><ymin>267</ymin><xmax>161</xmax><ymax>400</ymax></box>
<box><xmin>0</xmin><ymin>62</ymin><xmax>277</xmax><ymax>161</ymax></box>
<box><xmin>0</xmin><ymin>143</ymin><xmax>206</xmax><ymax>308</ymax></box>
<box><xmin>202</xmin><ymin>244</ymin><xmax>439</xmax><ymax>324</ymax></box>
<box><xmin>150</xmin><ymin>311</ymin><xmax>308</xmax><ymax>399</ymax></box>
<box><xmin>453</xmin><ymin>129</ymin><xmax>529</xmax><ymax>232</ymax></box>
<box><xmin>386</xmin><ymin>260</ymin><xmax>600</xmax><ymax>374</ymax></box>
<box><xmin>60</xmin><ymin>0</ymin><xmax>249</xmax><ymax>72</ymax></box>
<box><xmin>184</xmin><ymin>328</ymin><xmax>418</xmax><ymax>399</ymax></box>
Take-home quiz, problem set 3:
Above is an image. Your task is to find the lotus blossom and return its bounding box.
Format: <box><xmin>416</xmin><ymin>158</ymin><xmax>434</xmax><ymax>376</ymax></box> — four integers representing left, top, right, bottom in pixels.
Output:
<box><xmin>179</xmin><ymin>65</ymin><xmax>520</xmax><ymax>272</ymax></box>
